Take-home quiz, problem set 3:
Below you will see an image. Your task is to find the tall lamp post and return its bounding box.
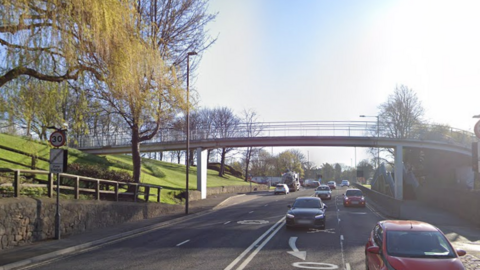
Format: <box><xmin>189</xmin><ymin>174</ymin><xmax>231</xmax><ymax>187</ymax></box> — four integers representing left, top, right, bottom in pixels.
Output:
<box><xmin>185</xmin><ymin>51</ymin><xmax>197</xmax><ymax>215</ymax></box>
<box><xmin>360</xmin><ymin>115</ymin><xmax>380</xmax><ymax>169</ymax></box>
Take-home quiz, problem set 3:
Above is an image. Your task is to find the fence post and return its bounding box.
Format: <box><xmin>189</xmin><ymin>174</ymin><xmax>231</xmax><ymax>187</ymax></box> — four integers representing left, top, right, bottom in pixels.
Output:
<box><xmin>95</xmin><ymin>180</ymin><xmax>100</xmax><ymax>200</ymax></box>
<box><xmin>14</xmin><ymin>170</ymin><xmax>20</xmax><ymax>197</ymax></box>
<box><xmin>48</xmin><ymin>173</ymin><xmax>54</xmax><ymax>198</ymax></box>
<box><xmin>157</xmin><ymin>187</ymin><xmax>161</xmax><ymax>203</ymax></box>
<box><xmin>115</xmin><ymin>183</ymin><xmax>119</xmax><ymax>201</ymax></box>
<box><xmin>144</xmin><ymin>186</ymin><xmax>150</xmax><ymax>202</ymax></box>
<box><xmin>75</xmin><ymin>177</ymin><xmax>79</xmax><ymax>199</ymax></box>
<box><xmin>134</xmin><ymin>184</ymin><xmax>138</xmax><ymax>202</ymax></box>
<box><xmin>31</xmin><ymin>156</ymin><xmax>36</xmax><ymax>170</ymax></box>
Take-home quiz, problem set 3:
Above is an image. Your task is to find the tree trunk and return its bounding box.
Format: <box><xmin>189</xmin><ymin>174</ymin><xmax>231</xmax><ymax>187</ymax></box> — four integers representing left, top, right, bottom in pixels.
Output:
<box><xmin>219</xmin><ymin>148</ymin><xmax>226</xmax><ymax>177</ymax></box>
<box><xmin>131</xmin><ymin>126</ymin><xmax>142</xmax><ymax>183</ymax></box>
<box><xmin>244</xmin><ymin>158</ymin><xmax>250</xmax><ymax>182</ymax></box>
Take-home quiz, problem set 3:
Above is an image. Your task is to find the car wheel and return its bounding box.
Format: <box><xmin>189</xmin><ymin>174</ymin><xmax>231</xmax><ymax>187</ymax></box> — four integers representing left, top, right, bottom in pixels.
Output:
<box><xmin>365</xmin><ymin>258</ymin><xmax>370</xmax><ymax>270</ymax></box>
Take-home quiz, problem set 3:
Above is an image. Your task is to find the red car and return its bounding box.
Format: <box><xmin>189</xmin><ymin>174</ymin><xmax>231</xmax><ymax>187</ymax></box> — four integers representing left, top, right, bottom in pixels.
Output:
<box><xmin>343</xmin><ymin>189</ymin><xmax>365</xmax><ymax>207</ymax></box>
<box><xmin>365</xmin><ymin>220</ymin><xmax>466</xmax><ymax>270</ymax></box>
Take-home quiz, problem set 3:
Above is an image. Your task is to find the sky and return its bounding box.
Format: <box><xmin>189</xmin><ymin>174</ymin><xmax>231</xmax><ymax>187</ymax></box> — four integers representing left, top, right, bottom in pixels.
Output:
<box><xmin>193</xmin><ymin>0</ymin><xmax>480</xmax><ymax>168</ymax></box>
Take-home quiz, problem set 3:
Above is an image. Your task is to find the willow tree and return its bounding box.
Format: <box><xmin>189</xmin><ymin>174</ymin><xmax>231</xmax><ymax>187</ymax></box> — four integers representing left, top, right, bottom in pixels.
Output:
<box><xmin>2</xmin><ymin>0</ymin><xmax>216</xmax><ymax>184</ymax></box>
<box><xmin>0</xmin><ymin>0</ymin><xmax>139</xmax><ymax>87</ymax></box>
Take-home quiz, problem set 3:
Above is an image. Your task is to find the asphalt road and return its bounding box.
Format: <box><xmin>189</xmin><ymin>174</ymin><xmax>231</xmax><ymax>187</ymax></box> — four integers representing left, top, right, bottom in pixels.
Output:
<box><xmin>22</xmin><ymin>188</ymin><xmax>387</xmax><ymax>270</ymax></box>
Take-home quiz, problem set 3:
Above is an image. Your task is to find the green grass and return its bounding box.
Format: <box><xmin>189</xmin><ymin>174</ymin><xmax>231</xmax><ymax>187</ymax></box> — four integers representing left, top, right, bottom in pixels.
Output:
<box><xmin>0</xmin><ymin>133</ymin><xmax>255</xmax><ymax>204</ymax></box>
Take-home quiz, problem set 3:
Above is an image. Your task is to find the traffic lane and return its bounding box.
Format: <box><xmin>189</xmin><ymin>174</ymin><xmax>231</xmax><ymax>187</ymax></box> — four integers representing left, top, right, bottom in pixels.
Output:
<box><xmin>236</xmin><ymin>189</ymin><xmax>381</xmax><ymax>270</ymax></box>
<box><xmin>29</xmin><ymin>190</ymin><xmax>311</xmax><ymax>270</ymax></box>
<box><xmin>235</xmin><ymin>192</ymin><xmax>342</xmax><ymax>270</ymax></box>
<box><xmin>336</xmin><ymin>194</ymin><xmax>384</xmax><ymax>270</ymax></box>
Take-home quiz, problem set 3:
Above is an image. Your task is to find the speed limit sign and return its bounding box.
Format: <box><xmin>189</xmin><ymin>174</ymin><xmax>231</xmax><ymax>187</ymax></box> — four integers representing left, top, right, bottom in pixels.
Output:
<box><xmin>49</xmin><ymin>131</ymin><xmax>66</xmax><ymax>147</ymax></box>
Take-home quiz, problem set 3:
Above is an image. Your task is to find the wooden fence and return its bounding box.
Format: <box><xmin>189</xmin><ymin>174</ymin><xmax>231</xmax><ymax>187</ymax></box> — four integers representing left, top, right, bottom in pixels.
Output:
<box><xmin>0</xmin><ymin>168</ymin><xmax>162</xmax><ymax>202</ymax></box>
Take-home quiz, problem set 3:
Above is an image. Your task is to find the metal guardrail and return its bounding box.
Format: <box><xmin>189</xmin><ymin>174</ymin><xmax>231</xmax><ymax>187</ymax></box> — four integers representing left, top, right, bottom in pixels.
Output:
<box><xmin>0</xmin><ymin>169</ymin><xmax>162</xmax><ymax>202</ymax></box>
<box><xmin>74</xmin><ymin>121</ymin><xmax>476</xmax><ymax>150</ymax></box>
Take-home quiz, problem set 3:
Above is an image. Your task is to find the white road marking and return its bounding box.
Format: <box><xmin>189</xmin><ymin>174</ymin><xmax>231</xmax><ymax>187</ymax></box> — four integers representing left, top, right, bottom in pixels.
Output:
<box><xmin>237</xmin><ymin>220</ymin><xmax>269</xmax><ymax>225</ymax></box>
<box><xmin>236</xmin><ymin>218</ymin><xmax>285</xmax><ymax>270</ymax></box>
<box><xmin>249</xmin><ymin>211</ymin><xmax>254</xmax><ymax>214</ymax></box>
<box><xmin>340</xmin><ymin>235</ymin><xmax>344</xmax><ymax>241</ymax></box>
<box><xmin>224</xmin><ymin>217</ymin><xmax>285</xmax><ymax>270</ymax></box>
<box><xmin>224</xmin><ymin>221</ymin><xmax>231</xmax><ymax>225</ymax></box>
<box><xmin>176</xmin><ymin>240</ymin><xmax>190</xmax><ymax>247</ymax></box>
<box><xmin>345</xmin><ymin>263</ymin><xmax>351</xmax><ymax>270</ymax></box>
<box><xmin>264</xmin><ymin>204</ymin><xmax>268</xmax><ymax>207</ymax></box>
<box><xmin>287</xmin><ymin>237</ymin><xmax>307</xmax><ymax>260</ymax></box>
<box><xmin>292</xmin><ymin>262</ymin><xmax>339</xmax><ymax>269</ymax></box>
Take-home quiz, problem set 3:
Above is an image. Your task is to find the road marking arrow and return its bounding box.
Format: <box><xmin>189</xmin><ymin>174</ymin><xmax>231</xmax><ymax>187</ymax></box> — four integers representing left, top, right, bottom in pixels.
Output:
<box><xmin>287</xmin><ymin>237</ymin><xmax>306</xmax><ymax>260</ymax></box>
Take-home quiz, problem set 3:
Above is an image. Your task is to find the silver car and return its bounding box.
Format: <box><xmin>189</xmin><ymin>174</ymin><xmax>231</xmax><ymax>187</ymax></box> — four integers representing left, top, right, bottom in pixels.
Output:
<box><xmin>314</xmin><ymin>185</ymin><xmax>332</xmax><ymax>200</ymax></box>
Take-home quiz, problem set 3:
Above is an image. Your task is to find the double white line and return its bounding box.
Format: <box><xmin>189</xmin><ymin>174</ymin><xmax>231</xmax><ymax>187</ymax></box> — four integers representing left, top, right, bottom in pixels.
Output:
<box><xmin>224</xmin><ymin>217</ymin><xmax>286</xmax><ymax>270</ymax></box>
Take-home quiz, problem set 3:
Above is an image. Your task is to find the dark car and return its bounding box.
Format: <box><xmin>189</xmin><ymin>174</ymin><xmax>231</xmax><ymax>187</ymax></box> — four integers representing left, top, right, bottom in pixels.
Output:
<box><xmin>365</xmin><ymin>220</ymin><xmax>466</xmax><ymax>270</ymax></box>
<box><xmin>343</xmin><ymin>188</ymin><xmax>366</xmax><ymax>207</ymax></box>
<box><xmin>286</xmin><ymin>197</ymin><xmax>327</xmax><ymax>229</ymax></box>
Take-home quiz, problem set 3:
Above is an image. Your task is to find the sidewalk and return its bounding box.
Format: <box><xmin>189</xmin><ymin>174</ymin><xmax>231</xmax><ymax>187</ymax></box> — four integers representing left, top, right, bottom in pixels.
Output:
<box><xmin>0</xmin><ymin>192</ymin><xmax>258</xmax><ymax>270</ymax></box>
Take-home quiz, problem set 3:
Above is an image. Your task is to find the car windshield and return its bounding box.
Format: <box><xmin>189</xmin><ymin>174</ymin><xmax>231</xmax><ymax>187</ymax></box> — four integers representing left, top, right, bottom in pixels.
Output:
<box><xmin>276</xmin><ymin>184</ymin><xmax>284</xmax><ymax>188</ymax></box>
<box><xmin>316</xmin><ymin>186</ymin><xmax>329</xmax><ymax>191</ymax></box>
<box><xmin>346</xmin><ymin>190</ymin><xmax>363</xmax><ymax>196</ymax></box>
<box><xmin>386</xmin><ymin>231</ymin><xmax>456</xmax><ymax>258</ymax></box>
<box><xmin>342</xmin><ymin>180</ymin><xmax>348</xmax><ymax>183</ymax></box>
<box><xmin>293</xmin><ymin>199</ymin><xmax>321</xmax><ymax>209</ymax></box>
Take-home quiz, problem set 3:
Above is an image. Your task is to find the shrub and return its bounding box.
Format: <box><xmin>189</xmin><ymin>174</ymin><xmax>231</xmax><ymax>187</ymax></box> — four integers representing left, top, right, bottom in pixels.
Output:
<box><xmin>67</xmin><ymin>163</ymin><xmax>133</xmax><ymax>183</ymax></box>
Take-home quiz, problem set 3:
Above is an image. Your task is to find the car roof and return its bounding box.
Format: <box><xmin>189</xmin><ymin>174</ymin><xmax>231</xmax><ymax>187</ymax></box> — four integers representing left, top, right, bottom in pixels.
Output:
<box><xmin>342</xmin><ymin>180</ymin><xmax>349</xmax><ymax>182</ymax></box>
<box><xmin>295</xmin><ymin>197</ymin><xmax>321</xmax><ymax>202</ymax></box>
<box><xmin>346</xmin><ymin>188</ymin><xmax>361</xmax><ymax>191</ymax></box>
<box><xmin>380</xmin><ymin>220</ymin><xmax>439</xmax><ymax>232</ymax></box>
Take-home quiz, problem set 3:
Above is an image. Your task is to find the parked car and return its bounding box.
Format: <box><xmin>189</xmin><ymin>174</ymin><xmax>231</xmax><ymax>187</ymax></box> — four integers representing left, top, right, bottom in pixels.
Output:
<box><xmin>365</xmin><ymin>220</ymin><xmax>467</xmax><ymax>270</ymax></box>
<box><xmin>327</xmin><ymin>181</ymin><xmax>336</xmax><ymax>189</ymax></box>
<box><xmin>286</xmin><ymin>197</ymin><xmax>327</xmax><ymax>229</ymax></box>
<box><xmin>343</xmin><ymin>189</ymin><xmax>365</xmax><ymax>207</ymax></box>
<box><xmin>314</xmin><ymin>185</ymin><xmax>332</xmax><ymax>200</ymax></box>
<box><xmin>340</xmin><ymin>180</ymin><xmax>350</xmax><ymax>187</ymax></box>
<box><xmin>274</xmin><ymin>184</ymin><xmax>289</xmax><ymax>195</ymax></box>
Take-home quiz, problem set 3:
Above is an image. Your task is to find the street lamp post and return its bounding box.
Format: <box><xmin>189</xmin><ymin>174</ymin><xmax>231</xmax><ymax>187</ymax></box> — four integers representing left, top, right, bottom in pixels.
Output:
<box><xmin>185</xmin><ymin>51</ymin><xmax>197</xmax><ymax>215</ymax></box>
<box><xmin>360</xmin><ymin>115</ymin><xmax>380</xmax><ymax>169</ymax></box>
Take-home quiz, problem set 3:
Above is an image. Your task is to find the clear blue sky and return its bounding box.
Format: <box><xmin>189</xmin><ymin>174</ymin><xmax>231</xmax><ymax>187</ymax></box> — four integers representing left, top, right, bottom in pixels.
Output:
<box><xmin>193</xmin><ymin>0</ymin><xmax>480</xmax><ymax>167</ymax></box>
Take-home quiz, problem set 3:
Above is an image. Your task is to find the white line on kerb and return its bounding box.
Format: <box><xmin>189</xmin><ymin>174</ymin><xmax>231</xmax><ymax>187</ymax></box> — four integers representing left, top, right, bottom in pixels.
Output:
<box><xmin>176</xmin><ymin>240</ymin><xmax>190</xmax><ymax>247</ymax></box>
<box><xmin>224</xmin><ymin>221</ymin><xmax>231</xmax><ymax>225</ymax></box>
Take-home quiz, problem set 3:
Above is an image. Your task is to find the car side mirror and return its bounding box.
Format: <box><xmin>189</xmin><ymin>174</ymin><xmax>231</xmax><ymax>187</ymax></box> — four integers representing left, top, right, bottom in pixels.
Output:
<box><xmin>323</xmin><ymin>204</ymin><xmax>328</xmax><ymax>209</ymax></box>
<box><xmin>288</xmin><ymin>205</ymin><xmax>292</xmax><ymax>208</ymax></box>
<box><xmin>456</xmin><ymin>249</ymin><xmax>467</xmax><ymax>256</ymax></box>
<box><xmin>367</xmin><ymin>246</ymin><xmax>380</xmax><ymax>254</ymax></box>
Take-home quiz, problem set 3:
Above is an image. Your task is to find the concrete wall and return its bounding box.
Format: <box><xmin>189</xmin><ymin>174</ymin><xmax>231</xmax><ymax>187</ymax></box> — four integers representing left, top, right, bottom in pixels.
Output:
<box><xmin>415</xmin><ymin>185</ymin><xmax>480</xmax><ymax>226</ymax></box>
<box><xmin>0</xmin><ymin>185</ymin><xmax>268</xmax><ymax>251</ymax></box>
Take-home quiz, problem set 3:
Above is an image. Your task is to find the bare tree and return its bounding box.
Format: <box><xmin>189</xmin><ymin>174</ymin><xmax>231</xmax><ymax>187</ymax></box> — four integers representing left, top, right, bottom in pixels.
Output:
<box><xmin>212</xmin><ymin>107</ymin><xmax>240</xmax><ymax>177</ymax></box>
<box><xmin>379</xmin><ymin>85</ymin><xmax>425</xmax><ymax>139</ymax></box>
<box><xmin>241</xmin><ymin>109</ymin><xmax>263</xmax><ymax>181</ymax></box>
<box><xmin>377</xmin><ymin>85</ymin><xmax>425</xmax><ymax>166</ymax></box>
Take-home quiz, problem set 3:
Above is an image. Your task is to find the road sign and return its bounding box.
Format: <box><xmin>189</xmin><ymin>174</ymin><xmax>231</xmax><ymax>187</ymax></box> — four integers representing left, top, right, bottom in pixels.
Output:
<box><xmin>475</xmin><ymin>120</ymin><xmax>480</xmax><ymax>139</ymax></box>
<box><xmin>49</xmin><ymin>131</ymin><xmax>66</xmax><ymax>147</ymax></box>
<box><xmin>50</xmin><ymin>149</ymin><xmax>68</xmax><ymax>173</ymax></box>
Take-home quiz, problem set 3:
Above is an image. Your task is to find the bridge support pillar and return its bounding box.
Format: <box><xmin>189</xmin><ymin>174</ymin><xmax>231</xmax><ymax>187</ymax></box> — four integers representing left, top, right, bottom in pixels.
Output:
<box><xmin>197</xmin><ymin>148</ymin><xmax>207</xmax><ymax>199</ymax></box>
<box><xmin>394</xmin><ymin>145</ymin><xmax>403</xmax><ymax>200</ymax></box>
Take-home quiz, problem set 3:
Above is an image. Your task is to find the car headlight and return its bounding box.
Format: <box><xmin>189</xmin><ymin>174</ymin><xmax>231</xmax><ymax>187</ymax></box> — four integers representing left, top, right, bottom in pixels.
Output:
<box><xmin>286</xmin><ymin>213</ymin><xmax>295</xmax><ymax>218</ymax></box>
<box><xmin>361</xmin><ymin>197</ymin><xmax>365</xmax><ymax>201</ymax></box>
<box><xmin>315</xmin><ymin>214</ymin><xmax>324</xmax><ymax>219</ymax></box>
